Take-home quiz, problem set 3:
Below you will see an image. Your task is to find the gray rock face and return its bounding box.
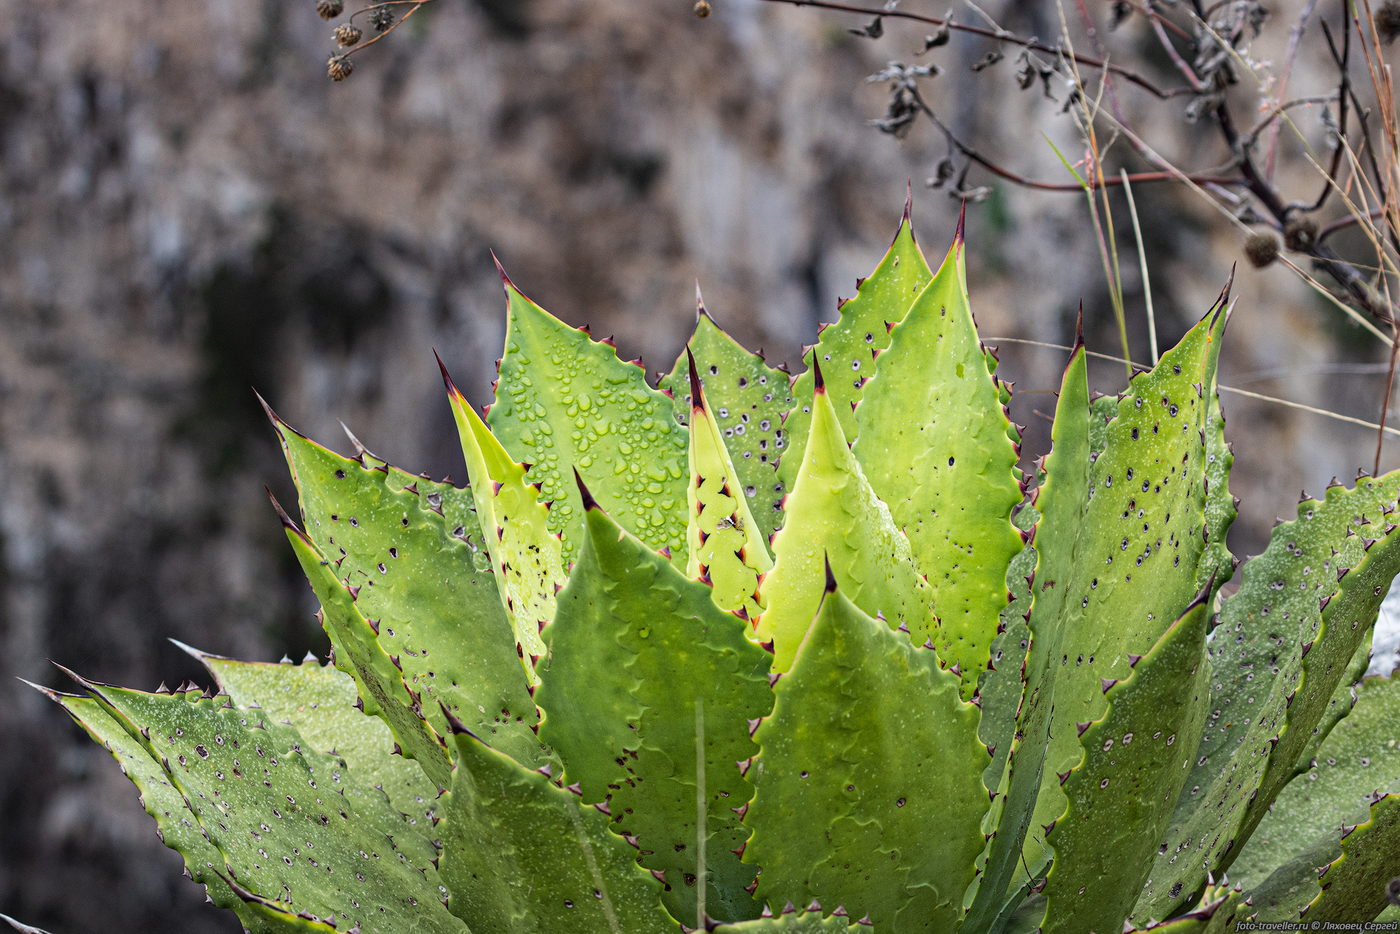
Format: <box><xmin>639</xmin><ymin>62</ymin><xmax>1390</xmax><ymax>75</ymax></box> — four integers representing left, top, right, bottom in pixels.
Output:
<box><xmin>2</xmin><ymin>2</ymin><xmax>1393</xmax><ymax>930</ymax></box>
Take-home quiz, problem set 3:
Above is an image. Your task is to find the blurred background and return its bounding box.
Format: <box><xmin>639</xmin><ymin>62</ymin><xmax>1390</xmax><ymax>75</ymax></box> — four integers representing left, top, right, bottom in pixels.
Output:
<box><xmin>3</xmin><ymin>1</ymin><xmax>1399</xmax><ymax>930</ymax></box>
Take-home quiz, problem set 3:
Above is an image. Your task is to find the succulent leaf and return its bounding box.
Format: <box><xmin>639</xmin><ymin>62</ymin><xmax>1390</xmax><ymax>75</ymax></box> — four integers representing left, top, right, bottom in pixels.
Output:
<box><xmin>438</xmin><ymin>727</ymin><xmax>676</xmax><ymax>933</ymax></box>
<box><xmin>1040</xmin><ymin>586</ymin><xmax>1213</xmax><ymax>934</ymax></box>
<box><xmin>1303</xmin><ymin>625</ymin><xmax>1376</xmax><ymax>774</ymax></box>
<box><xmin>966</xmin><ymin>340</ymin><xmax>1092</xmax><ymax>932</ymax></box>
<box><xmin>1021</xmin><ymin>301</ymin><xmax>1226</xmax><ymax>867</ymax></box>
<box><xmin>1197</xmin><ymin>351</ymin><xmax>1237</xmax><ymax>593</ymax></box>
<box><xmin>42</xmin><ymin>207</ymin><xmax>1400</xmax><ymax>934</ymax></box>
<box><xmin>70</xmin><ymin>680</ymin><xmax>464</xmax><ymax>932</ymax></box>
<box><xmin>683</xmin><ymin>350</ymin><xmax>774</xmax><ymax>619</ymax></box>
<box><xmin>978</xmin><ymin>501</ymin><xmax>1038</xmax><ymax>795</ymax></box>
<box><xmin>536</xmin><ymin>498</ymin><xmax>772</xmax><ymax>926</ymax></box>
<box><xmin>49</xmin><ymin>691</ymin><xmax>279</xmax><ymax>933</ymax></box>
<box><xmin>444</xmin><ymin>366</ymin><xmax>561</xmax><ymax>686</ymax></box>
<box><xmin>745</xmin><ymin>582</ymin><xmax>988</xmax><ymax>931</ymax></box>
<box><xmin>660</xmin><ymin>303</ymin><xmax>796</xmax><ymax>542</ymax></box>
<box><xmin>219</xmin><ymin>893</ymin><xmax>343</xmax><ymax>932</ymax></box>
<box><xmin>756</xmin><ymin>370</ymin><xmax>933</xmax><ymax>670</ymax></box>
<box><xmin>852</xmin><ymin>231</ymin><xmax>1023</xmax><ymax>699</ymax></box>
<box><xmin>1122</xmin><ymin>886</ymin><xmax>1249</xmax><ymax>933</ymax></box>
<box><xmin>1226</xmin><ymin>674</ymin><xmax>1400</xmax><ymax>918</ymax></box>
<box><xmin>271</xmin><ymin>413</ymin><xmax>543</xmax><ymax>765</ymax></box>
<box><xmin>779</xmin><ymin>209</ymin><xmax>933</xmax><ymax>488</ymax></box>
<box><xmin>1138</xmin><ymin>473</ymin><xmax>1400</xmax><ymax>919</ymax></box>
<box><xmin>487</xmin><ymin>274</ymin><xmax>690</xmax><ymax>567</ymax></box>
<box><xmin>711</xmin><ymin>912</ymin><xmax>873</xmax><ymax>931</ymax></box>
<box><xmin>1298</xmin><ymin>793</ymin><xmax>1400</xmax><ymax>923</ymax></box>
<box><xmin>190</xmin><ymin>652</ymin><xmax>439</xmax><ymax>826</ymax></box>
<box><xmin>282</xmin><ymin>523</ymin><xmax>453</xmax><ymax>789</ymax></box>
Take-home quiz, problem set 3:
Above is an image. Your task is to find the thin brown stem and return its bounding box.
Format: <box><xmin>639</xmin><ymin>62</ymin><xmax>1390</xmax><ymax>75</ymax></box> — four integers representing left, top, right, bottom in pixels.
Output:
<box><xmin>1305</xmin><ymin>15</ymin><xmax>1353</xmax><ymax>214</ymax></box>
<box><xmin>909</xmin><ymin>87</ymin><xmax>1242</xmax><ymax>192</ymax></box>
<box><xmin>755</xmin><ymin>0</ymin><xmax>1189</xmax><ymax>99</ymax></box>
<box><xmin>1146</xmin><ymin>2</ymin><xmax>1204</xmax><ymax>91</ymax></box>
<box><xmin>341</xmin><ymin>0</ymin><xmax>433</xmax><ymax>59</ymax></box>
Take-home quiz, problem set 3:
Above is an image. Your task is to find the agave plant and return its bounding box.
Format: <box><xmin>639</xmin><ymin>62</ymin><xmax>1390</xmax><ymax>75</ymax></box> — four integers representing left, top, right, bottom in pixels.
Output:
<box><xmin>22</xmin><ymin>205</ymin><xmax>1400</xmax><ymax>933</ymax></box>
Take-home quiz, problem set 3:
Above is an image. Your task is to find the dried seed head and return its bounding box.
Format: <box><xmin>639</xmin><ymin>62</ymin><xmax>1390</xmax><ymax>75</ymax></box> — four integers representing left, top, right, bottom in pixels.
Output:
<box><xmin>327</xmin><ymin>54</ymin><xmax>354</xmax><ymax>81</ymax></box>
<box><xmin>316</xmin><ymin>0</ymin><xmax>344</xmax><ymax>20</ymax></box>
<box><xmin>694</xmin><ymin>0</ymin><xmax>712</xmax><ymax>16</ymax></box>
<box><xmin>1283</xmin><ymin>215</ymin><xmax>1318</xmax><ymax>252</ymax></box>
<box><xmin>1379</xmin><ymin>1</ymin><xmax>1400</xmax><ymax>44</ymax></box>
<box><xmin>369</xmin><ymin>7</ymin><xmax>396</xmax><ymax>32</ymax></box>
<box><xmin>333</xmin><ymin>23</ymin><xmax>362</xmax><ymax>46</ymax></box>
<box><xmin>1243</xmin><ymin>231</ymin><xmax>1280</xmax><ymax>268</ymax></box>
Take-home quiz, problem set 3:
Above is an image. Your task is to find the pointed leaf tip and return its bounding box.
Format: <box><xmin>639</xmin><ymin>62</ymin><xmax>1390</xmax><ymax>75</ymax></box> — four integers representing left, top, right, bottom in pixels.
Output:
<box><xmin>264</xmin><ymin>487</ymin><xmax>305</xmax><ymax>537</ymax></box>
<box><xmin>823</xmin><ymin>553</ymin><xmax>838</xmax><ymax>594</ymax></box>
<box><xmin>433</xmin><ymin>349</ymin><xmax>462</xmax><ymax>398</ymax></box>
<box><xmin>1073</xmin><ymin>305</ymin><xmax>1085</xmax><ymax>351</ymax></box>
<box><xmin>811</xmin><ymin>353</ymin><xmax>826</xmax><ymax>392</ymax></box>
<box><xmin>955</xmin><ymin>198</ymin><xmax>967</xmax><ymax>244</ymax></box>
<box><xmin>437</xmin><ymin>700</ymin><xmax>475</xmax><ymax>736</ymax></box>
<box><xmin>167</xmin><ymin>638</ymin><xmax>224</xmax><ymax>664</ymax></box>
<box><xmin>572</xmin><ymin>467</ymin><xmax>601</xmax><ymax>512</ymax></box>
<box><xmin>1219</xmin><ymin>266</ymin><xmax>1236</xmax><ymax>310</ymax></box>
<box><xmin>15</xmin><ymin>677</ymin><xmax>66</xmax><ymax>701</ymax></box>
<box><xmin>49</xmin><ymin>662</ymin><xmax>99</xmax><ymax>692</ymax></box>
<box><xmin>339</xmin><ymin>420</ymin><xmax>369</xmax><ymax>455</ymax></box>
<box><xmin>902</xmin><ymin>180</ymin><xmax>914</xmax><ymax>224</ymax></box>
<box><xmin>489</xmin><ymin>250</ymin><xmax>518</xmax><ymax>292</ymax></box>
<box><xmin>694</xmin><ymin>281</ymin><xmax>710</xmax><ymax>321</ymax></box>
<box><xmin>252</xmin><ymin>389</ymin><xmax>282</xmax><ymax>427</ymax></box>
<box><xmin>686</xmin><ymin>348</ymin><xmax>705</xmax><ymax>412</ymax></box>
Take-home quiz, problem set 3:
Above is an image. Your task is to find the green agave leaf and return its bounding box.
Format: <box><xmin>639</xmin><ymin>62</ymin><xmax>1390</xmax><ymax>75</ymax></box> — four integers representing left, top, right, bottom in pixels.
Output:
<box><xmin>438</xmin><ymin>726</ymin><xmax>675</xmax><ymax>934</ymax></box>
<box><xmin>219</xmin><ymin>888</ymin><xmax>342</xmax><ymax>932</ymax></box>
<box><xmin>1236</xmin><ymin>492</ymin><xmax>1400</xmax><ymax>845</ymax></box>
<box><xmin>966</xmin><ymin>340</ymin><xmax>1091</xmax><ymax>933</ymax></box>
<box><xmin>1302</xmin><ymin>625</ymin><xmax>1376</xmax><ymax>776</ymax></box>
<box><xmin>1123</xmin><ymin>887</ymin><xmax>1249</xmax><ymax>933</ymax></box>
<box><xmin>1197</xmin><ymin>356</ymin><xmax>1237</xmax><ymax>593</ymax></box>
<box><xmin>536</xmin><ymin>495</ymin><xmax>772</xmax><ymax>926</ymax></box>
<box><xmin>71</xmin><ymin>679</ymin><xmax>465</xmax><ymax>933</ymax></box>
<box><xmin>1136</xmin><ymin>472</ymin><xmax>1400</xmax><ymax>921</ymax></box>
<box><xmin>268</xmin><ymin>410</ymin><xmax>542</xmax><ymax>766</ymax></box>
<box><xmin>745</xmin><ymin>576</ymin><xmax>989</xmax><ymax>931</ymax></box>
<box><xmin>485</xmin><ymin>270</ymin><xmax>690</xmax><ymax>566</ymax></box>
<box><xmin>682</xmin><ymin>351</ymin><xmax>774</xmax><ymax>619</ymax></box>
<box><xmin>779</xmin><ymin>205</ymin><xmax>934</xmax><ymax>489</ymax></box>
<box><xmin>1249</xmin><ymin>795</ymin><xmax>1400</xmax><ymax>926</ymax></box>
<box><xmin>1241</xmin><ymin>830</ymin><xmax>1340</xmax><ymax>926</ymax></box>
<box><xmin>42</xmin><ymin>689</ymin><xmax>281</xmax><ymax>933</ymax></box>
<box><xmin>711</xmin><ymin>910</ymin><xmax>872</xmax><ymax>932</ymax></box>
<box><xmin>972</xmin><ymin>503</ymin><xmax>1040</xmax><ymax>897</ymax></box>
<box><xmin>280</xmin><ymin>516</ymin><xmax>453</xmax><ymax>790</ymax></box>
<box><xmin>1023</xmin><ymin>301</ymin><xmax>1226</xmax><ymax>859</ymax></box>
<box><xmin>1227</xmin><ymin>675</ymin><xmax>1400</xmax><ymax>914</ymax></box>
<box><xmin>852</xmin><ymin>229</ymin><xmax>1023</xmax><ymax>700</ymax></box>
<box><xmin>444</xmin><ymin>364</ymin><xmax>563</xmax><ymax>687</ymax></box>
<box><xmin>1086</xmin><ymin>393</ymin><xmax>1119</xmax><ymax>460</ymax></box>
<box><xmin>188</xmin><ymin>651</ymin><xmax>438</xmax><ymax>827</ymax></box>
<box><xmin>1296</xmin><ymin>794</ymin><xmax>1400</xmax><ymax>923</ymax></box>
<box><xmin>978</xmin><ymin>501</ymin><xmax>1038</xmax><ymax>796</ymax></box>
<box><xmin>660</xmin><ymin>302</ymin><xmax>796</xmax><ymax>543</ymax></box>
<box><xmin>1040</xmin><ymin>587</ymin><xmax>1213</xmax><ymax>934</ymax></box>
<box><xmin>756</xmin><ymin>365</ymin><xmax>933</xmax><ymax>671</ymax></box>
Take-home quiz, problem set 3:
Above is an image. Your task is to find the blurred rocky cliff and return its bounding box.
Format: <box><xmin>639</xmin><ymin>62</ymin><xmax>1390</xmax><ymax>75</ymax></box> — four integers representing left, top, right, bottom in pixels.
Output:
<box><xmin>2</xmin><ymin>1</ymin><xmax>1396</xmax><ymax>930</ymax></box>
